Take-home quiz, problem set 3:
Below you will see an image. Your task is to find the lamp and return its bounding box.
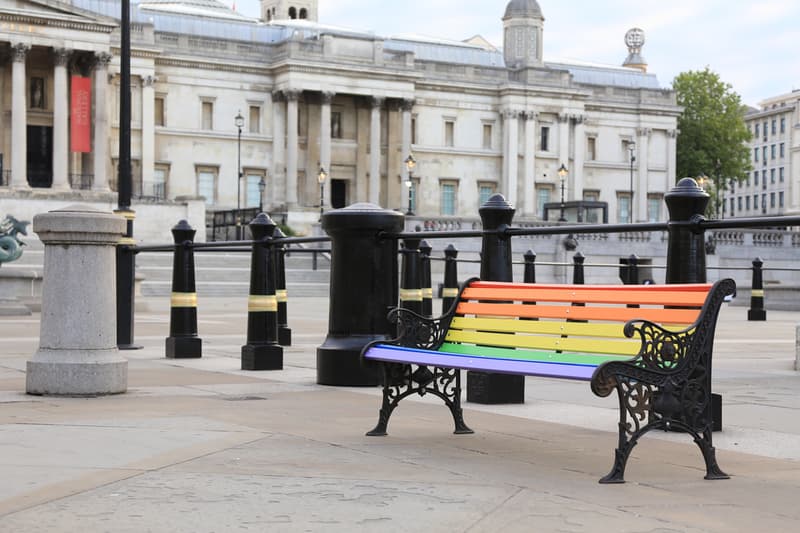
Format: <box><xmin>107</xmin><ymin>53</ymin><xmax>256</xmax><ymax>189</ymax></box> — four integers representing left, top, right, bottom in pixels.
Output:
<box><xmin>317</xmin><ymin>166</ymin><xmax>327</xmax><ymax>220</ymax></box>
<box><xmin>557</xmin><ymin>163</ymin><xmax>568</xmax><ymax>222</ymax></box>
<box><xmin>234</xmin><ymin>111</ymin><xmax>244</xmax><ymax>239</ymax></box>
<box><xmin>628</xmin><ymin>141</ymin><xmax>636</xmax><ymax>224</ymax></box>
<box><xmin>404</xmin><ymin>153</ymin><xmax>416</xmax><ymax>215</ymax></box>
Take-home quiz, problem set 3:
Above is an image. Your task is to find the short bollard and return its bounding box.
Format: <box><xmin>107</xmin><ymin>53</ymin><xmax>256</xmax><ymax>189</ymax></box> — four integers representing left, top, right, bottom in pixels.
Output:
<box><xmin>241</xmin><ymin>213</ymin><xmax>283</xmax><ymax>371</ymax></box>
<box><xmin>166</xmin><ymin>220</ymin><xmax>202</xmax><ymax>359</ymax></box>
<box><xmin>748</xmin><ymin>257</ymin><xmax>767</xmax><ymax>321</ymax></box>
<box><xmin>572</xmin><ymin>252</ymin><xmax>585</xmax><ymax>285</ymax></box>
<box><xmin>419</xmin><ymin>240</ymin><xmax>433</xmax><ymax>317</ymax></box>
<box><xmin>273</xmin><ymin>227</ymin><xmax>292</xmax><ymax>346</ymax></box>
<box><xmin>442</xmin><ymin>244</ymin><xmax>459</xmax><ymax>313</ymax></box>
<box><xmin>523</xmin><ymin>249</ymin><xmax>536</xmax><ymax>284</ymax></box>
<box><xmin>399</xmin><ymin>238</ymin><xmax>423</xmax><ymax>315</ymax></box>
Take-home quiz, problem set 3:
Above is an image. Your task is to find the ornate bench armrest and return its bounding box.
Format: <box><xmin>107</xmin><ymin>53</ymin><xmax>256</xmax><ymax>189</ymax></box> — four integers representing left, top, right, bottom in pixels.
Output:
<box><xmin>385</xmin><ymin>306</ymin><xmax>454</xmax><ymax>350</ymax></box>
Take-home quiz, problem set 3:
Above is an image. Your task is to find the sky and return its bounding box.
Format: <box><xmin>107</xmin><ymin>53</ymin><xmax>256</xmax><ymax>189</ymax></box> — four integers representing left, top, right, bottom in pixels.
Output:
<box><xmin>228</xmin><ymin>0</ymin><xmax>800</xmax><ymax>108</ymax></box>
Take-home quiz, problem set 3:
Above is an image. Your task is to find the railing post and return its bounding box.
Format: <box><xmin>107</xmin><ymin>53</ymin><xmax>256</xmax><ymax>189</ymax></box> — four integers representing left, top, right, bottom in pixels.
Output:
<box><xmin>665</xmin><ymin>177</ymin><xmax>709</xmax><ymax>284</ymax></box>
<box><xmin>442</xmin><ymin>244</ymin><xmax>459</xmax><ymax>313</ymax></box>
<box><xmin>748</xmin><ymin>257</ymin><xmax>767</xmax><ymax>321</ymax></box>
<box><xmin>523</xmin><ymin>249</ymin><xmax>536</xmax><ymax>283</ymax></box>
<box><xmin>273</xmin><ymin>227</ymin><xmax>292</xmax><ymax>346</ymax></box>
<box><xmin>166</xmin><ymin>220</ymin><xmax>201</xmax><ymax>359</ymax></box>
<box><xmin>572</xmin><ymin>252</ymin><xmax>585</xmax><ymax>285</ymax></box>
<box><xmin>468</xmin><ymin>193</ymin><xmax>524</xmax><ymax>405</ymax></box>
<box><xmin>399</xmin><ymin>238</ymin><xmax>423</xmax><ymax>315</ymax></box>
<box><xmin>419</xmin><ymin>240</ymin><xmax>433</xmax><ymax>317</ymax></box>
<box><xmin>317</xmin><ymin>203</ymin><xmax>404</xmax><ymax>386</ymax></box>
<box><xmin>241</xmin><ymin>213</ymin><xmax>283</xmax><ymax>370</ymax></box>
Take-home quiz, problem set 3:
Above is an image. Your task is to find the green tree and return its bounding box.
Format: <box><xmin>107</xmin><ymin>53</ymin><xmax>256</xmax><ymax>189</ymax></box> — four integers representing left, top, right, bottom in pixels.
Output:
<box><xmin>673</xmin><ymin>68</ymin><xmax>752</xmax><ymax>217</ymax></box>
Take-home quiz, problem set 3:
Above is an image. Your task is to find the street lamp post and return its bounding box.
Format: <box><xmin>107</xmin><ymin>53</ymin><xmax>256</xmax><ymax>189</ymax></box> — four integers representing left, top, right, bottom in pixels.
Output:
<box><xmin>404</xmin><ymin>153</ymin><xmax>416</xmax><ymax>215</ymax></box>
<box><xmin>234</xmin><ymin>111</ymin><xmax>244</xmax><ymax>239</ymax></box>
<box><xmin>628</xmin><ymin>141</ymin><xmax>636</xmax><ymax>224</ymax></box>
<box><xmin>557</xmin><ymin>163</ymin><xmax>568</xmax><ymax>222</ymax></box>
<box><xmin>258</xmin><ymin>176</ymin><xmax>266</xmax><ymax>213</ymax></box>
<box><xmin>715</xmin><ymin>158</ymin><xmax>722</xmax><ymax>219</ymax></box>
<box><xmin>317</xmin><ymin>167</ymin><xmax>327</xmax><ymax>220</ymax></box>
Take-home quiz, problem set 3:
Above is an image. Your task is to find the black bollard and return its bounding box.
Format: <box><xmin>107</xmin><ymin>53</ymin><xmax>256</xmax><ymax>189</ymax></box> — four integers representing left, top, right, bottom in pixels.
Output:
<box><xmin>572</xmin><ymin>252</ymin><xmax>585</xmax><ymax>285</ymax></box>
<box><xmin>442</xmin><ymin>244</ymin><xmax>459</xmax><ymax>313</ymax></box>
<box><xmin>273</xmin><ymin>227</ymin><xmax>292</xmax><ymax>346</ymax></box>
<box><xmin>241</xmin><ymin>213</ymin><xmax>283</xmax><ymax>371</ymax></box>
<box><xmin>523</xmin><ymin>249</ymin><xmax>536</xmax><ymax>284</ymax></box>
<box><xmin>419</xmin><ymin>240</ymin><xmax>433</xmax><ymax>317</ymax></box>
<box><xmin>317</xmin><ymin>203</ymin><xmax>404</xmax><ymax>386</ymax></box>
<box><xmin>665</xmin><ymin>177</ymin><xmax>709</xmax><ymax>284</ymax></box>
<box><xmin>748</xmin><ymin>257</ymin><xmax>767</xmax><ymax>321</ymax></box>
<box><xmin>467</xmin><ymin>194</ymin><xmax>524</xmax><ymax>405</ymax></box>
<box><xmin>399</xmin><ymin>238</ymin><xmax>423</xmax><ymax>315</ymax></box>
<box><xmin>165</xmin><ymin>220</ymin><xmax>202</xmax><ymax>359</ymax></box>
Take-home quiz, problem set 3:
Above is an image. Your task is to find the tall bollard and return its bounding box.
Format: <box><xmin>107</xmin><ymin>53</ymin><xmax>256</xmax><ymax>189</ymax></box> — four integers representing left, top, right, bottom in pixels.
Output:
<box><xmin>442</xmin><ymin>244</ymin><xmax>459</xmax><ymax>313</ymax></box>
<box><xmin>523</xmin><ymin>249</ymin><xmax>536</xmax><ymax>284</ymax></box>
<box><xmin>665</xmin><ymin>177</ymin><xmax>709</xmax><ymax>284</ymax></box>
<box><xmin>572</xmin><ymin>252</ymin><xmax>585</xmax><ymax>285</ymax></box>
<box><xmin>317</xmin><ymin>203</ymin><xmax>404</xmax><ymax>386</ymax></box>
<box><xmin>419</xmin><ymin>240</ymin><xmax>433</xmax><ymax>317</ymax></box>
<box><xmin>399</xmin><ymin>238</ymin><xmax>423</xmax><ymax>315</ymax></box>
<box><xmin>27</xmin><ymin>206</ymin><xmax>127</xmax><ymax>395</ymax></box>
<box><xmin>273</xmin><ymin>227</ymin><xmax>292</xmax><ymax>346</ymax></box>
<box><xmin>468</xmin><ymin>194</ymin><xmax>524</xmax><ymax>404</ymax></box>
<box><xmin>241</xmin><ymin>213</ymin><xmax>283</xmax><ymax>371</ymax></box>
<box><xmin>166</xmin><ymin>220</ymin><xmax>202</xmax><ymax>359</ymax></box>
<box><xmin>748</xmin><ymin>257</ymin><xmax>767</xmax><ymax>321</ymax></box>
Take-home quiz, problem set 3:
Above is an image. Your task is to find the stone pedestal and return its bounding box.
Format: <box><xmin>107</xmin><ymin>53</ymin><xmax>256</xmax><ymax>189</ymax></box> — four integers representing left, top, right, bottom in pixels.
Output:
<box><xmin>26</xmin><ymin>205</ymin><xmax>127</xmax><ymax>395</ymax></box>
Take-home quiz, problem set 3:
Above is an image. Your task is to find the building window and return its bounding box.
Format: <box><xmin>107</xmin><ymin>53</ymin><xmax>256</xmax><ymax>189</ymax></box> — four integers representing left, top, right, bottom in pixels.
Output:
<box><xmin>249</xmin><ymin>105</ymin><xmax>261</xmax><ymax>134</ymax></box>
<box><xmin>154</xmin><ymin>96</ymin><xmax>165</xmax><ymax>126</ymax></box>
<box><xmin>780</xmin><ymin>143</ymin><xmax>785</xmax><ymax>158</ymax></box>
<box><xmin>411</xmin><ymin>116</ymin><xmax>417</xmax><ymax>144</ymax></box>
<box><xmin>245</xmin><ymin>171</ymin><xmax>264</xmax><ymax>208</ymax></box>
<box><xmin>780</xmin><ymin>191</ymin><xmax>785</xmax><ymax>208</ymax></box>
<box><xmin>540</xmin><ymin>126</ymin><xmax>550</xmax><ymax>151</ymax></box>
<box><xmin>299</xmin><ymin>7</ymin><xmax>307</xmax><ymax>19</ymax></box>
<box><xmin>780</xmin><ymin>167</ymin><xmax>785</xmax><ymax>182</ymax></box>
<box><xmin>738</xmin><ymin>196</ymin><xmax>742</xmax><ymax>212</ymax></box>
<box><xmin>444</xmin><ymin>120</ymin><xmax>455</xmax><ymax>147</ymax></box>
<box><xmin>772</xmin><ymin>119</ymin><xmax>777</xmax><ymax>135</ymax></box>
<box><xmin>288</xmin><ymin>6</ymin><xmax>296</xmax><ymax>18</ymax></box>
<box><xmin>746</xmin><ymin>196</ymin><xmax>750</xmax><ymax>210</ymax></box>
<box><xmin>771</xmin><ymin>168</ymin><xmax>775</xmax><ymax>184</ymax></box>
<box><xmin>331</xmin><ymin>111</ymin><xmax>342</xmax><ymax>138</ymax></box>
<box><xmin>408</xmin><ymin>180</ymin><xmax>418</xmax><ymax>214</ymax></box>
<box><xmin>440</xmin><ymin>180</ymin><xmax>458</xmax><ymax>215</ymax></box>
<box><xmin>762</xmin><ymin>146</ymin><xmax>767</xmax><ymax>165</ymax></box>
<box><xmin>196</xmin><ymin>167</ymin><xmax>217</xmax><ymax>206</ymax></box>
<box><xmin>770</xmin><ymin>192</ymin><xmax>776</xmax><ymax>208</ymax></box>
<box><xmin>536</xmin><ymin>186</ymin><xmax>552</xmax><ymax>218</ymax></box>
<box><xmin>763</xmin><ymin>121</ymin><xmax>768</xmax><ymax>140</ymax></box>
<box><xmin>780</xmin><ymin>117</ymin><xmax>786</xmax><ymax>133</ymax></box>
<box><xmin>754</xmin><ymin>147</ymin><xmax>758</xmax><ymax>162</ymax></box>
<box><xmin>617</xmin><ymin>193</ymin><xmax>631</xmax><ymax>224</ymax></box>
<box><xmin>754</xmin><ymin>123</ymin><xmax>760</xmax><ymax>138</ymax></box>
<box><xmin>647</xmin><ymin>194</ymin><xmax>662</xmax><ymax>222</ymax></box>
<box><xmin>478</xmin><ymin>182</ymin><xmax>495</xmax><ymax>206</ymax></box>
<box><xmin>771</xmin><ymin>144</ymin><xmax>776</xmax><ymax>159</ymax></box>
<box><xmin>30</xmin><ymin>77</ymin><xmax>45</xmax><ymax>109</ymax></box>
<box><xmin>729</xmin><ymin>197</ymin><xmax>735</xmax><ymax>217</ymax></box>
<box><xmin>151</xmin><ymin>165</ymin><xmax>168</xmax><ymax>200</ymax></box>
<box><xmin>763</xmin><ymin>170</ymin><xmax>767</xmax><ymax>187</ymax></box>
<box><xmin>754</xmin><ymin>172</ymin><xmax>759</xmax><ymax>186</ymax></box>
<box><xmin>201</xmin><ymin>101</ymin><xmax>213</xmax><ymax>130</ymax></box>
<box><xmin>587</xmin><ymin>137</ymin><xmax>596</xmax><ymax>161</ymax></box>
<box><xmin>482</xmin><ymin>123</ymin><xmax>493</xmax><ymax>150</ymax></box>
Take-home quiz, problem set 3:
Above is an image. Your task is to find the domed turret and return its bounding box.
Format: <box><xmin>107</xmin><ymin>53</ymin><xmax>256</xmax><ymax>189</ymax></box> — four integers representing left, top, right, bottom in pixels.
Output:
<box><xmin>502</xmin><ymin>0</ymin><xmax>544</xmax><ymax>68</ymax></box>
<box><xmin>503</xmin><ymin>0</ymin><xmax>543</xmax><ymax>19</ymax></box>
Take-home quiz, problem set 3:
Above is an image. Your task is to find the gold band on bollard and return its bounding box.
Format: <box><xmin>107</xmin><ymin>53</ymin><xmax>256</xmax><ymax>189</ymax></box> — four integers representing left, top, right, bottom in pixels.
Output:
<box><xmin>276</xmin><ymin>289</ymin><xmax>288</xmax><ymax>303</ymax></box>
<box><xmin>249</xmin><ymin>294</ymin><xmax>278</xmax><ymax>312</ymax></box>
<box><xmin>422</xmin><ymin>288</ymin><xmax>433</xmax><ymax>299</ymax></box>
<box><xmin>171</xmin><ymin>292</ymin><xmax>198</xmax><ymax>308</ymax></box>
<box><xmin>751</xmin><ymin>289</ymin><xmax>764</xmax><ymax>297</ymax></box>
<box><xmin>399</xmin><ymin>288</ymin><xmax>423</xmax><ymax>302</ymax></box>
<box><xmin>118</xmin><ymin>237</ymin><xmax>137</xmax><ymax>246</ymax></box>
<box><xmin>441</xmin><ymin>288</ymin><xmax>459</xmax><ymax>298</ymax></box>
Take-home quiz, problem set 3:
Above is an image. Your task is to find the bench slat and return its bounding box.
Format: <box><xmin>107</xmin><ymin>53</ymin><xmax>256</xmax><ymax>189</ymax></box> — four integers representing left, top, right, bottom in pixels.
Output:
<box><xmin>450</xmin><ymin>316</ymin><xmax>627</xmax><ymax>338</ymax></box>
<box><xmin>456</xmin><ymin>301</ymin><xmax>701</xmax><ymax>324</ymax></box>
<box><xmin>461</xmin><ymin>287</ymin><xmax>709</xmax><ymax>306</ymax></box>
<box><xmin>471</xmin><ymin>281</ymin><xmax>714</xmax><ymax>293</ymax></box>
<box><xmin>438</xmin><ymin>342</ymin><xmax>632</xmax><ymax>365</ymax></box>
<box><xmin>445</xmin><ymin>329</ymin><xmax>640</xmax><ymax>356</ymax></box>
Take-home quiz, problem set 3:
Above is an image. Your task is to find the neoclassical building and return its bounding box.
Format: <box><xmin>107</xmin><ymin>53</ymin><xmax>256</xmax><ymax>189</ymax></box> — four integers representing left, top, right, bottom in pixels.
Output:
<box><xmin>0</xmin><ymin>0</ymin><xmax>680</xmax><ymax>236</ymax></box>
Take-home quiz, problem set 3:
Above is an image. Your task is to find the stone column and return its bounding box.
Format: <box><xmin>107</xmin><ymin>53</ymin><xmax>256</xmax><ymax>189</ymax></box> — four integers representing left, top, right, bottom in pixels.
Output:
<box><xmin>11</xmin><ymin>43</ymin><xmax>30</xmax><ymax>189</ymax></box>
<box><xmin>572</xmin><ymin>115</ymin><xmax>585</xmax><ymax>201</ymax></box>
<box><xmin>523</xmin><ymin>111</ymin><xmax>537</xmax><ymax>216</ymax></box>
<box><xmin>285</xmin><ymin>90</ymin><xmax>300</xmax><ymax>207</ymax></box>
<box><xmin>558</xmin><ymin>113</ymin><xmax>570</xmax><ymax>172</ymax></box>
<box><xmin>141</xmin><ymin>75</ymin><xmax>156</xmax><ymax>195</ymax></box>
<box><xmin>93</xmin><ymin>52</ymin><xmax>112</xmax><ymax>191</ymax></box>
<box><xmin>636</xmin><ymin>127</ymin><xmax>651</xmax><ymax>222</ymax></box>
<box><xmin>503</xmin><ymin>109</ymin><xmax>519</xmax><ymax>206</ymax></box>
<box><xmin>51</xmin><ymin>48</ymin><xmax>72</xmax><ymax>190</ymax></box>
<box><xmin>26</xmin><ymin>206</ymin><xmax>128</xmax><ymax>395</ymax></box>
<box><xmin>320</xmin><ymin>91</ymin><xmax>334</xmax><ymax>208</ymax></box>
<box><xmin>271</xmin><ymin>91</ymin><xmax>286</xmax><ymax>208</ymax></box>
<box><xmin>667</xmin><ymin>129</ymin><xmax>677</xmax><ymax>191</ymax></box>
<box><xmin>401</xmin><ymin>99</ymin><xmax>413</xmax><ymax>212</ymax></box>
<box><xmin>369</xmin><ymin>97</ymin><xmax>383</xmax><ymax>205</ymax></box>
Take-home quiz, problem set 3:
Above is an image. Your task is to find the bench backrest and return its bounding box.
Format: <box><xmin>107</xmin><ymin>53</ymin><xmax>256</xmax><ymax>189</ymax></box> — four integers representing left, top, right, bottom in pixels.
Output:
<box><xmin>441</xmin><ymin>281</ymin><xmax>713</xmax><ymax>367</ymax></box>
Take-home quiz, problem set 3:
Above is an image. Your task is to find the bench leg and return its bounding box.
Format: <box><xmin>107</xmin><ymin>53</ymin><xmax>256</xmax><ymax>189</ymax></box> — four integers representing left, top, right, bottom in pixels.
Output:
<box><xmin>366</xmin><ymin>363</ymin><xmax>407</xmax><ymax>436</ymax></box>
<box><xmin>695</xmin><ymin>429</ymin><xmax>729</xmax><ymax>480</ymax></box>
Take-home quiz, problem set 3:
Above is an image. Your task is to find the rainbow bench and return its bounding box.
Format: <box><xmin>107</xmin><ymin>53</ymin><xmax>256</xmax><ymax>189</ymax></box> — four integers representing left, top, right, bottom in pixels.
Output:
<box><xmin>362</xmin><ymin>277</ymin><xmax>736</xmax><ymax>483</ymax></box>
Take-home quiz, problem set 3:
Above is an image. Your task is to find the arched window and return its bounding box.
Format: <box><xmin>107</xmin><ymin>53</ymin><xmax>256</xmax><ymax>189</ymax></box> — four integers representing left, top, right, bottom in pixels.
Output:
<box><xmin>288</xmin><ymin>6</ymin><xmax>297</xmax><ymax>19</ymax></box>
<box><xmin>266</xmin><ymin>11</ymin><xmax>272</xmax><ymax>21</ymax></box>
<box><xmin>299</xmin><ymin>8</ymin><xmax>307</xmax><ymax>19</ymax></box>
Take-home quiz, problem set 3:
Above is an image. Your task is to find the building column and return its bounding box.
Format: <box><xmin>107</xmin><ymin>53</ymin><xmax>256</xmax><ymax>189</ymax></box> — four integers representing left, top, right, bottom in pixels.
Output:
<box><xmin>522</xmin><ymin>111</ymin><xmax>537</xmax><ymax>216</ymax></box>
<box><xmin>320</xmin><ymin>91</ymin><xmax>334</xmax><ymax>209</ymax></box>
<box><xmin>92</xmin><ymin>52</ymin><xmax>112</xmax><ymax>191</ymax></box>
<box><xmin>558</xmin><ymin>113</ymin><xmax>570</xmax><ymax>172</ymax></box>
<box><xmin>369</xmin><ymin>97</ymin><xmax>383</xmax><ymax>205</ymax></box>
<box><xmin>271</xmin><ymin>91</ymin><xmax>286</xmax><ymax>209</ymax></box>
<box><xmin>10</xmin><ymin>43</ymin><xmax>30</xmax><ymax>189</ymax></box>
<box><xmin>572</xmin><ymin>115</ymin><xmax>585</xmax><ymax>202</ymax></box>
<box><xmin>636</xmin><ymin>127</ymin><xmax>651</xmax><ymax>222</ymax></box>
<box><xmin>400</xmin><ymin>99</ymin><xmax>413</xmax><ymax>212</ymax></box>
<box><xmin>667</xmin><ymin>128</ymin><xmax>677</xmax><ymax>185</ymax></box>
<box><xmin>504</xmin><ymin>109</ymin><xmax>519</xmax><ymax>206</ymax></box>
<box><xmin>285</xmin><ymin>90</ymin><xmax>300</xmax><ymax>207</ymax></box>
<box><xmin>52</xmin><ymin>48</ymin><xmax>71</xmax><ymax>190</ymax></box>
<box><xmin>141</xmin><ymin>75</ymin><xmax>156</xmax><ymax>195</ymax></box>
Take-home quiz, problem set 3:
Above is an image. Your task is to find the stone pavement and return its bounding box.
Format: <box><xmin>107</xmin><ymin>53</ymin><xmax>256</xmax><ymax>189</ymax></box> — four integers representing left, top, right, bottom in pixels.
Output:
<box><xmin>1</xmin><ymin>296</ymin><xmax>799</xmax><ymax>532</ymax></box>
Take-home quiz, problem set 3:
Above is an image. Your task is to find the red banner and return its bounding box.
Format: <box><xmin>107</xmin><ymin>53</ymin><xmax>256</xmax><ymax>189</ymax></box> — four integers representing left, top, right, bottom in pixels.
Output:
<box><xmin>70</xmin><ymin>76</ymin><xmax>91</xmax><ymax>153</ymax></box>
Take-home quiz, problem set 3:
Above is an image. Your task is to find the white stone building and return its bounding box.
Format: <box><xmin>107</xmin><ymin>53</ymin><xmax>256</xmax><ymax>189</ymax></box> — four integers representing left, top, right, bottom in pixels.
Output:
<box><xmin>731</xmin><ymin>92</ymin><xmax>800</xmax><ymax>218</ymax></box>
<box><xmin>0</xmin><ymin>0</ymin><xmax>680</xmax><ymax>238</ymax></box>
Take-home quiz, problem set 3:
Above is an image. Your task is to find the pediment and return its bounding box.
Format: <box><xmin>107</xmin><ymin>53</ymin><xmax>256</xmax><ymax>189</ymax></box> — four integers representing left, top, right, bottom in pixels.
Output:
<box><xmin>0</xmin><ymin>0</ymin><xmax>117</xmax><ymax>29</ymax></box>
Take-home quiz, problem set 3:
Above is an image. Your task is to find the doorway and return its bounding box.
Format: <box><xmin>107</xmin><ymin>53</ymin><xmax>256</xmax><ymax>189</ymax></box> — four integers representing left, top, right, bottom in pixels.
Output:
<box><xmin>27</xmin><ymin>125</ymin><xmax>53</xmax><ymax>187</ymax></box>
<box><xmin>331</xmin><ymin>179</ymin><xmax>347</xmax><ymax>209</ymax></box>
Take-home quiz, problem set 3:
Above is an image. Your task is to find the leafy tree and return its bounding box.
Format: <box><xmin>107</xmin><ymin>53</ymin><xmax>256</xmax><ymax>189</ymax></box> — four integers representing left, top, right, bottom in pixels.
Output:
<box><xmin>672</xmin><ymin>68</ymin><xmax>752</xmax><ymax>216</ymax></box>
